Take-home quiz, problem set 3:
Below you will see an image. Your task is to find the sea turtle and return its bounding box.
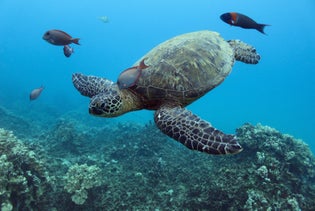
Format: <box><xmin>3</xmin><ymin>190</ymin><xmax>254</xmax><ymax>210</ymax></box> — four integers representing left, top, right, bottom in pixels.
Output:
<box><xmin>72</xmin><ymin>30</ymin><xmax>260</xmax><ymax>155</ymax></box>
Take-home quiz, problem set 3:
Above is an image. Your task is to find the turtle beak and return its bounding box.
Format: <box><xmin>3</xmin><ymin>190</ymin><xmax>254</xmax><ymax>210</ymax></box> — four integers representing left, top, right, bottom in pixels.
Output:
<box><xmin>89</xmin><ymin>106</ymin><xmax>103</xmax><ymax>116</ymax></box>
<box><xmin>89</xmin><ymin>95</ymin><xmax>107</xmax><ymax>116</ymax></box>
<box><xmin>89</xmin><ymin>92</ymin><xmax>124</xmax><ymax>117</ymax></box>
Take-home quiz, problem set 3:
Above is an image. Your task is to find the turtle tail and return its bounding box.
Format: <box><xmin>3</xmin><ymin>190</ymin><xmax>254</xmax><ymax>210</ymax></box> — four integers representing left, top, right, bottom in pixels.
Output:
<box><xmin>228</xmin><ymin>40</ymin><xmax>260</xmax><ymax>64</ymax></box>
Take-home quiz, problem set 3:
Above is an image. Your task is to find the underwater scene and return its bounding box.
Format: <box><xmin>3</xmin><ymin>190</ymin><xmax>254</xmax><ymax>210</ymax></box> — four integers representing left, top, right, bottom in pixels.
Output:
<box><xmin>0</xmin><ymin>0</ymin><xmax>315</xmax><ymax>210</ymax></box>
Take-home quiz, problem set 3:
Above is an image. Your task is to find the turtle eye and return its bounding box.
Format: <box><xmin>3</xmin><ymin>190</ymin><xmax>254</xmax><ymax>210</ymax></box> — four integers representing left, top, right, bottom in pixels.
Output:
<box><xmin>46</xmin><ymin>32</ymin><xmax>50</xmax><ymax>36</ymax></box>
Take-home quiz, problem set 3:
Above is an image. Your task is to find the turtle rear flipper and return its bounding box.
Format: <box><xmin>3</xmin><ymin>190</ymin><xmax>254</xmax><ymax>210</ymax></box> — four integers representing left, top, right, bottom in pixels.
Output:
<box><xmin>72</xmin><ymin>73</ymin><xmax>114</xmax><ymax>97</ymax></box>
<box><xmin>154</xmin><ymin>105</ymin><xmax>243</xmax><ymax>155</ymax></box>
<box><xmin>228</xmin><ymin>40</ymin><xmax>260</xmax><ymax>64</ymax></box>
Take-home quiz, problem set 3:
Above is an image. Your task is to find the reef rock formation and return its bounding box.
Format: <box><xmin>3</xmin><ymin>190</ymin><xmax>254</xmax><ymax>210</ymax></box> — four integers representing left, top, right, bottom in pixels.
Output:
<box><xmin>206</xmin><ymin>123</ymin><xmax>315</xmax><ymax>210</ymax></box>
<box><xmin>1</xmin><ymin>119</ymin><xmax>315</xmax><ymax>210</ymax></box>
<box><xmin>0</xmin><ymin>128</ymin><xmax>53</xmax><ymax>210</ymax></box>
<box><xmin>64</xmin><ymin>163</ymin><xmax>103</xmax><ymax>205</ymax></box>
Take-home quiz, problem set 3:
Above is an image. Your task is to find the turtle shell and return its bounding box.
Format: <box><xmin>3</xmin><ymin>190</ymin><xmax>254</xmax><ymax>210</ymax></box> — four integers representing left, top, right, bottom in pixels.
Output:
<box><xmin>130</xmin><ymin>30</ymin><xmax>235</xmax><ymax>109</ymax></box>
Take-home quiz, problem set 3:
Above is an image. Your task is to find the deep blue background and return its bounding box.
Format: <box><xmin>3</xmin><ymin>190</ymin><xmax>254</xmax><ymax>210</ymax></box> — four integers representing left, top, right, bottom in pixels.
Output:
<box><xmin>0</xmin><ymin>0</ymin><xmax>314</xmax><ymax>151</ymax></box>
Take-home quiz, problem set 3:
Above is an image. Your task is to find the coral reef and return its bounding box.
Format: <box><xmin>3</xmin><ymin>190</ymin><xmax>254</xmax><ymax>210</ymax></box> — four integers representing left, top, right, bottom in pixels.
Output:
<box><xmin>51</xmin><ymin>121</ymin><xmax>313</xmax><ymax>210</ymax></box>
<box><xmin>202</xmin><ymin>123</ymin><xmax>315</xmax><ymax>210</ymax></box>
<box><xmin>0</xmin><ymin>128</ymin><xmax>53</xmax><ymax>210</ymax></box>
<box><xmin>64</xmin><ymin>163</ymin><xmax>103</xmax><ymax>205</ymax></box>
<box><xmin>1</xmin><ymin>108</ymin><xmax>315</xmax><ymax>211</ymax></box>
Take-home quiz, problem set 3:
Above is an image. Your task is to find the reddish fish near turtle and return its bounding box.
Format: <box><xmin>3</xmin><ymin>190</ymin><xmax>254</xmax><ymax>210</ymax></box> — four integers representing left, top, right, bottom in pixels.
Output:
<box><xmin>117</xmin><ymin>58</ymin><xmax>149</xmax><ymax>89</ymax></box>
<box><xmin>63</xmin><ymin>45</ymin><xmax>74</xmax><ymax>58</ymax></box>
<box><xmin>30</xmin><ymin>86</ymin><xmax>44</xmax><ymax>100</ymax></box>
<box><xmin>43</xmin><ymin>29</ymin><xmax>80</xmax><ymax>45</ymax></box>
<box><xmin>220</xmin><ymin>12</ymin><xmax>269</xmax><ymax>34</ymax></box>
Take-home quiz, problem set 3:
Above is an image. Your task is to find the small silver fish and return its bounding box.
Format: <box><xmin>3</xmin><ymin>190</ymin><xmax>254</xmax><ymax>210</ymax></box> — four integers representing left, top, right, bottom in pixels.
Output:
<box><xmin>30</xmin><ymin>86</ymin><xmax>44</xmax><ymax>100</ymax></box>
<box><xmin>63</xmin><ymin>45</ymin><xmax>74</xmax><ymax>57</ymax></box>
<box><xmin>43</xmin><ymin>29</ymin><xmax>80</xmax><ymax>46</ymax></box>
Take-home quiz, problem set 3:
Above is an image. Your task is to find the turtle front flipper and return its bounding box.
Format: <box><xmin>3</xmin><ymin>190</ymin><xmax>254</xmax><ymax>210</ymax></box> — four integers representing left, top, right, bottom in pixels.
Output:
<box><xmin>72</xmin><ymin>73</ymin><xmax>114</xmax><ymax>97</ymax></box>
<box><xmin>154</xmin><ymin>105</ymin><xmax>243</xmax><ymax>155</ymax></box>
<box><xmin>228</xmin><ymin>40</ymin><xmax>260</xmax><ymax>64</ymax></box>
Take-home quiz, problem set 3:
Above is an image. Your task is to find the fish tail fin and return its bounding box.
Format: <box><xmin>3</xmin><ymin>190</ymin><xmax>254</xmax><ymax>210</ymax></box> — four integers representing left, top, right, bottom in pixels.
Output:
<box><xmin>72</xmin><ymin>38</ymin><xmax>80</xmax><ymax>45</ymax></box>
<box><xmin>257</xmin><ymin>24</ymin><xmax>269</xmax><ymax>35</ymax></box>
<box><xmin>139</xmin><ymin>57</ymin><xmax>149</xmax><ymax>69</ymax></box>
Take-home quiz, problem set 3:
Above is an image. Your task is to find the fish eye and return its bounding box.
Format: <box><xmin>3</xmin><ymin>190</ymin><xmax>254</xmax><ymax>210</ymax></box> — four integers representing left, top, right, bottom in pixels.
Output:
<box><xmin>46</xmin><ymin>32</ymin><xmax>50</xmax><ymax>35</ymax></box>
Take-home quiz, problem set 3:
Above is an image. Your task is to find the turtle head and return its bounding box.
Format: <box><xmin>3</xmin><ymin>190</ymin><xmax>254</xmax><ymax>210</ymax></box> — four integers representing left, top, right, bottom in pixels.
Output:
<box><xmin>89</xmin><ymin>87</ymin><xmax>123</xmax><ymax>117</ymax></box>
<box><xmin>89</xmin><ymin>86</ymin><xmax>142</xmax><ymax>117</ymax></box>
<box><xmin>72</xmin><ymin>73</ymin><xmax>142</xmax><ymax>117</ymax></box>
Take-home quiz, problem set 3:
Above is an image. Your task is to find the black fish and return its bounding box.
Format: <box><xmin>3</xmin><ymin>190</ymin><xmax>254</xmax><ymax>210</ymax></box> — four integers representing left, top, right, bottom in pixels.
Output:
<box><xmin>220</xmin><ymin>12</ymin><xmax>269</xmax><ymax>34</ymax></box>
<box><xmin>63</xmin><ymin>45</ymin><xmax>74</xmax><ymax>58</ymax></box>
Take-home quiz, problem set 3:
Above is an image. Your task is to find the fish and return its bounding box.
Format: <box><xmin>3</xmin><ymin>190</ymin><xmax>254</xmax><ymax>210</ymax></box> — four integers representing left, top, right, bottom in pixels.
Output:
<box><xmin>117</xmin><ymin>58</ymin><xmax>149</xmax><ymax>89</ymax></box>
<box><xmin>99</xmin><ymin>16</ymin><xmax>109</xmax><ymax>23</ymax></box>
<box><xmin>220</xmin><ymin>12</ymin><xmax>269</xmax><ymax>34</ymax></box>
<box><xmin>63</xmin><ymin>45</ymin><xmax>74</xmax><ymax>58</ymax></box>
<box><xmin>30</xmin><ymin>86</ymin><xmax>44</xmax><ymax>100</ymax></box>
<box><xmin>43</xmin><ymin>29</ymin><xmax>80</xmax><ymax>46</ymax></box>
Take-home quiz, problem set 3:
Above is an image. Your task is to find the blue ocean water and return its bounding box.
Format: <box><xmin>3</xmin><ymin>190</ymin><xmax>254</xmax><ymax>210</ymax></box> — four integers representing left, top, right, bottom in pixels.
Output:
<box><xmin>0</xmin><ymin>0</ymin><xmax>314</xmax><ymax>154</ymax></box>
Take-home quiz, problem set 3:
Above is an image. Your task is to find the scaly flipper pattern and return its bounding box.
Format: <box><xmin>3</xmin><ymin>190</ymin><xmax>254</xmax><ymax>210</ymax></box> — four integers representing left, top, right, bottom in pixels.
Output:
<box><xmin>228</xmin><ymin>40</ymin><xmax>260</xmax><ymax>64</ymax></box>
<box><xmin>154</xmin><ymin>105</ymin><xmax>243</xmax><ymax>155</ymax></box>
<box><xmin>72</xmin><ymin>73</ymin><xmax>114</xmax><ymax>98</ymax></box>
